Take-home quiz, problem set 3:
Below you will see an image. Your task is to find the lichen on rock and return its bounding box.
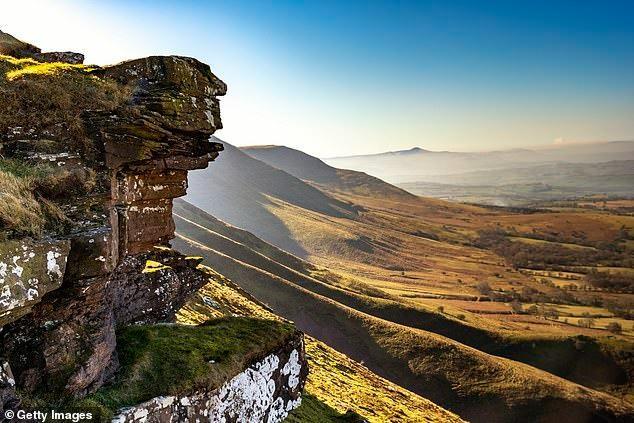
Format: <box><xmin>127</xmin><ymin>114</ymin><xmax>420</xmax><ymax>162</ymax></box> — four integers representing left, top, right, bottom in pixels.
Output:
<box><xmin>0</xmin><ymin>239</ymin><xmax>70</xmax><ymax>326</ymax></box>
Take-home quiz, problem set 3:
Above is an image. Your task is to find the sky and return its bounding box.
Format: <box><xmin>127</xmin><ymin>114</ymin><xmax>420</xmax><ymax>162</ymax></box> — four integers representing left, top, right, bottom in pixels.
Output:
<box><xmin>2</xmin><ymin>0</ymin><xmax>634</xmax><ymax>157</ymax></box>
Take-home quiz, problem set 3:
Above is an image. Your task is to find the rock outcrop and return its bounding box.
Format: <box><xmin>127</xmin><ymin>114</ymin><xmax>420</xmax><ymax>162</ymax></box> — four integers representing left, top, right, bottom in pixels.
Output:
<box><xmin>112</xmin><ymin>333</ymin><xmax>306</xmax><ymax>423</ymax></box>
<box><xmin>0</xmin><ymin>33</ymin><xmax>307</xmax><ymax>421</ymax></box>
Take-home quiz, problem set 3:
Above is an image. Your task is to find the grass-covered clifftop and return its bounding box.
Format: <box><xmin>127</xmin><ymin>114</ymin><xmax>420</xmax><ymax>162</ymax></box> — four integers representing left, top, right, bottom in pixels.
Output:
<box><xmin>0</xmin><ymin>54</ymin><xmax>127</xmax><ymax>239</ymax></box>
<box><xmin>93</xmin><ymin>318</ymin><xmax>296</xmax><ymax>411</ymax></box>
<box><xmin>21</xmin><ymin>317</ymin><xmax>298</xmax><ymax>421</ymax></box>
<box><xmin>0</xmin><ymin>55</ymin><xmax>125</xmax><ymax>138</ymax></box>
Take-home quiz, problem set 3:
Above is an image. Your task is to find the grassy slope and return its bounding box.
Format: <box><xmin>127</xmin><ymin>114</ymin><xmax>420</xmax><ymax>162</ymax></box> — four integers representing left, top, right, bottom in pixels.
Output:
<box><xmin>177</xmin><ymin>267</ymin><xmax>464</xmax><ymax>423</ymax></box>
<box><xmin>172</xmin><ymin>204</ymin><xmax>633</xmax><ymax>422</ymax></box>
<box><xmin>186</xmin><ymin>140</ymin><xmax>357</xmax><ymax>257</ymax></box>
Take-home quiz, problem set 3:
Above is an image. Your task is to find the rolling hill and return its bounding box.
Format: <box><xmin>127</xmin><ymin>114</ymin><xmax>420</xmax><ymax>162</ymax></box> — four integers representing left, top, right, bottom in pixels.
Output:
<box><xmin>186</xmin><ymin>139</ymin><xmax>357</xmax><ymax>257</ymax></box>
<box><xmin>182</xmin><ymin>139</ymin><xmax>634</xmax><ymax>420</ymax></box>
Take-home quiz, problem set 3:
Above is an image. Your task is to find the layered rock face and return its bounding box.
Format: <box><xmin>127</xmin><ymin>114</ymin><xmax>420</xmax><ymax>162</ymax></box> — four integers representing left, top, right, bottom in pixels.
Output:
<box><xmin>88</xmin><ymin>55</ymin><xmax>226</xmax><ymax>256</ymax></box>
<box><xmin>0</xmin><ymin>34</ymin><xmax>306</xmax><ymax>421</ymax></box>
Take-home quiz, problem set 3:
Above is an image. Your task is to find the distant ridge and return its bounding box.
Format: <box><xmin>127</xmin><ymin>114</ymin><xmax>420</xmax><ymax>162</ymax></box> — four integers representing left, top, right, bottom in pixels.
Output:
<box><xmin>326</xmin><ymin>140</ymin><xmax>634</xmax><ymax>160</ymax></box>
<box><xmin>326</xmin><ymin>146</ymin><xmax>430</xmax><ymax>160</ymax></box>
<box><xmin>324</xmin><ymin>140</ymin><xmax>634</xmax><ymax>184</ymax></box>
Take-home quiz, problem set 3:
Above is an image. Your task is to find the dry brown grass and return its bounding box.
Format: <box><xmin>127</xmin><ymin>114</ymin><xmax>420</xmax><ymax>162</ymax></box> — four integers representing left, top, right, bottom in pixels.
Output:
<box><xmin>0</xmin><ymin>54</ymin><xmax>129</xmax><ymax>151</ymax></box>
<box><xmin>0</xmin><ymin>169</ymin><xmax>45</xmax><ymax>236</ymax></box>
<box><xmin>0</xmin><ymin>159</ymin><xmax>88</xmax><ymax>237</ymax></box>
<box><xmin>173</xmin><ymin>199</ymin><xmax>634</xmax><ymax>399</ymax></box>
<box><xmin>0</xmin><ymin>54</ymin><xmax>127</xmax><ymax>237</ymax></box>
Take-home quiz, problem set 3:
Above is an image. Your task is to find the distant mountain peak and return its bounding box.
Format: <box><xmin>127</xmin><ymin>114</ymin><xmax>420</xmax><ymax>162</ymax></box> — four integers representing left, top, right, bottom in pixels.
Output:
<box><xmin>404</xmin><ymin>146</ymin><xmax>427</xmax><ymax>153</ymax></box>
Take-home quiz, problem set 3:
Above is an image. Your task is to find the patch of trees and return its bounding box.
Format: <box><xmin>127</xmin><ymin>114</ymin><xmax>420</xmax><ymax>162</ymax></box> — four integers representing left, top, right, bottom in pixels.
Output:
<box><xmin>586</xmin><ymin>269</ymin><xmax>634</xmax><ymax>292</ymax></box>
<box><xmin>604</xmin><ymin>300</ymin><xmax>634</xmax><ymax>320</ymax></box>
<box><xmin>474</xmin><ymin>229</ymin><xmax>634</xmax><ymax>292</ymax></box>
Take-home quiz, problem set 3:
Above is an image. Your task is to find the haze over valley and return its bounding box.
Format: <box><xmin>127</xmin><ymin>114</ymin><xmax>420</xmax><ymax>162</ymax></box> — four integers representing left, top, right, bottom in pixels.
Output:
<box><xmin>325</xmin><ymin>141</ymin><xmax>634</xmax><ymax>206</ymax></box>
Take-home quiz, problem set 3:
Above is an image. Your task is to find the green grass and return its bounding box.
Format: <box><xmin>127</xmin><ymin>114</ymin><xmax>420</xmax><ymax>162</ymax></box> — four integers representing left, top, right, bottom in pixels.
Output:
<box><xmin>90</xmin><ymin>318</ymin><xmax>295</xmax><ymax>412</ymax></box>
<box><xmin>18</xmin><ymin>318</ymin><xmax>298</xmax><ymax>422</ymax></box>
<box><xmin>287</xmin><ymin>394</ymin><xmax>367</xmax><ymax>422</ymax></box>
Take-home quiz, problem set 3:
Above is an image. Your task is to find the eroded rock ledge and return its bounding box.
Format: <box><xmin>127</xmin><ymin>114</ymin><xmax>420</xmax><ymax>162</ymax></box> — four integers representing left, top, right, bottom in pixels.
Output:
<box><xmin>0</xmin><ymin>33</ymin><xmax>307</xmax><ymax>421</ymax></box>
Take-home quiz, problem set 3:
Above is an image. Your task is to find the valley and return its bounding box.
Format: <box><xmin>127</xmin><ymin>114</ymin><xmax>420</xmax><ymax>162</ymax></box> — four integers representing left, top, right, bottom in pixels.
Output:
<box><xmin>178</xmin><ymin>140</ymin><xmax>634</xmax><ymax>420</ymax></box>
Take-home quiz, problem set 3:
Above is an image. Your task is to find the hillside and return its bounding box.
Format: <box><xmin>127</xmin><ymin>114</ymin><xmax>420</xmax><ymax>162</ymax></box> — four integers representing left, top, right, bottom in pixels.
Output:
<box><xmin>173</xmin><ymin>199</ymin><xmax>634</xmax><ymax>422</ymax></box>
<box><xmin>241</xmin><ymin>145</ymin><xmax>415</xmax><ymax>200</ymax></box>
<box><xmin>182</xmin><ymin>142</ymin><xmax>634</xmax><ymax>407</ymax></box>
<box><xmin>186</xmin><ymin>140</ymin><xmax>356</xmax><ymax>257</ymax></box>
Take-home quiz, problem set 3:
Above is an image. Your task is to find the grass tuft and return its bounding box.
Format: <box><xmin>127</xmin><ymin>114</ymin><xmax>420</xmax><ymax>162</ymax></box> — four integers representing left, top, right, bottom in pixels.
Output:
<box><xmin>0</xmin><ymin>169</ymin><xmax>46</xmax><ymax>236</ymax></box>
<box><xmin>0</xmin><ymin>159</ymin><xmax>81</xmax><ymax>238</ymax></box>
<box><xmin>5</xmin><ymin>61</ymin><xmax>87</xmax><ymax>80</ymax></box>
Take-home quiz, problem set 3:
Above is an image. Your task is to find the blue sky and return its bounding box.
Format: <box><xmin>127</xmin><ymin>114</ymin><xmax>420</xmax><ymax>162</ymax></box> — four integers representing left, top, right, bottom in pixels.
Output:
<box><xmin>3</xmin><ymin>0</ymin><xmax>633</xmax><ymax>156</ymax></box>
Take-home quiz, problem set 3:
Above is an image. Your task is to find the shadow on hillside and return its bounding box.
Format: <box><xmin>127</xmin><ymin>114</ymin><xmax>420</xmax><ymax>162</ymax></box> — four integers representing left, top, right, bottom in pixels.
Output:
<box><xmin>184</xmin><ymin>140</ymin><xmax>357</xmax><ymax>258</ymax></box>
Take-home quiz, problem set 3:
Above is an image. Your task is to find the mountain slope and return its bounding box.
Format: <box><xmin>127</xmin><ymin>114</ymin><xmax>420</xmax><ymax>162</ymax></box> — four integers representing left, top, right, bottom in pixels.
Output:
<box><xmin>186</xmin><ymin>138</ymin><xmax>356</xmax><ymax>256</ymax></box>
<box><xmin>241</xmin><ymin>145</ymin><xmax>415</xmax><ymax>200</ymax></box>
<box><xmin>172</xmin><ymin>199</ymin><xmax>634</xmax><ymax>422</ymax></box>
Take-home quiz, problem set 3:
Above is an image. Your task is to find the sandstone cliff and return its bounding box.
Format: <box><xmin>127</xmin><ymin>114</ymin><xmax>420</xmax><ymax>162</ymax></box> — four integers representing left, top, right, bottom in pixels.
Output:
<box><xmin>0</xmin><ymin>32</ymin><xmax>307</xmax><ymax>422</ymax></box>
